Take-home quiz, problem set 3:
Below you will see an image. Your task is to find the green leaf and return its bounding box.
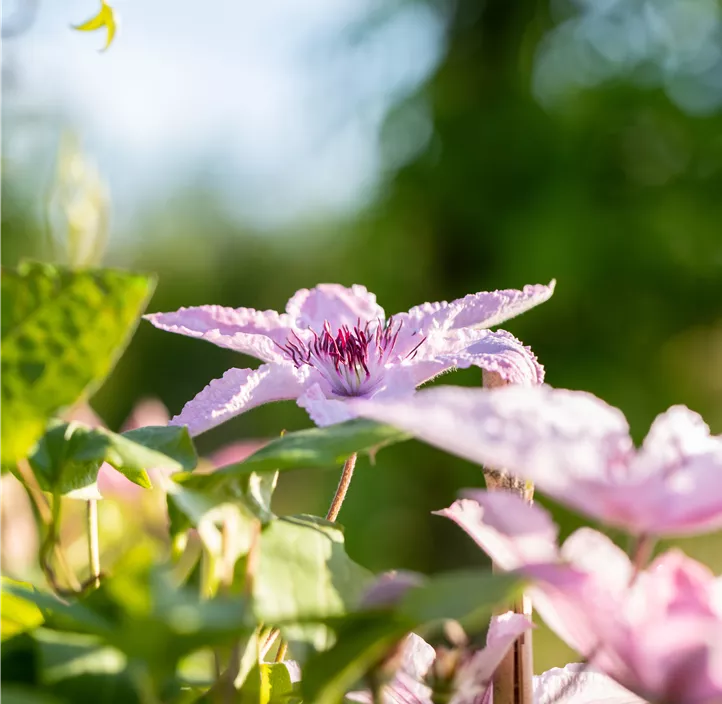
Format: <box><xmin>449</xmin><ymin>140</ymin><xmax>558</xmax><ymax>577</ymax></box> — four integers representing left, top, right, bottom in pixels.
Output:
<box><xmin>73</xmin><ymin>0</ymin><xmax>117</xmax><ymax>51</ymax></box>
<box><xmin>28</xmin><ymin>421</ymin><xmax>197</xmax><ymax>496</ymax></box>
<box><xmin>238</xmin><ymin>662</ymin><xmax>296</xmax><ymax>704</ymax></box>
<box><xmin>209</xmin><ymin>419</ymin><xmax>408</xmax><ymax>483</ymax></box>
<box><xmin>302</xmin><ymin>613</ymin><xmax>411</xmax><ymax>704</ymax></box>
<box><xmin>31</xmin><ymin>629</ymin><xmax>142</xmax><ymax>704</ymax></box>
<box><xmin>3</xmin><ymin>581</ymin><xmax>114</xmax><ymax>637</ymax></box>
<box><xmin>1</xmin><ymin>578</ymin><xmax>45</xmax><ymax>641</ymax></box>
<box><xmin>254</xmin><ymin>515</ymin><xmax>372</xmax><ymax>649</ymax></box>
<box><xmin>34</xmin><ymin>629</ymin><xmax>126</xmax><ymax>684</ymax></box>
<box><xmin>167</xmin><ymin>471</ymin><xmax>276</xmax><ymax>592</ymax></box>
<box><xmin>1</xmin><ymin>262</ymin><xmax>154</xmax><ymax>464</ymax></box>
<box><xmin>302</xmin><ymin>570</ymin><xmax>523</xmax><ymax>704</ymax></box>
<box><xmin>0</xmin><ymin>685</ymin><xmax>63</xmax><ymax>704</ymax></box>
<box><xmin>398</xmin><ymin>570</ymin><xmax>524</xmax><ymax>634</ymax></box>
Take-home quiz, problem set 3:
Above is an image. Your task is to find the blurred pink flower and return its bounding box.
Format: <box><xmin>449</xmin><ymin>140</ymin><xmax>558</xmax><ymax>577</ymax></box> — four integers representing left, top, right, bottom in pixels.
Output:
<box><xmin>145</xmin><ymin>282</ymin><xmax>553</xmax><ymax>433</ymax></box>
<box><xmin>1</xmin><ymin>474</ymin><xmax>39</xmax><ymax>577</ymax></box>
<box><xmin>347</xmin><ymin>613</ymin><xmax>641</xmax><ymax>704</ymax></box>
<box><xmin>353</xmin><ymin>384</ymin><xmax>722</xmax><ymax>537</ymax></box>
<box><xmin>439</xmin><ymin>491</ymin><xmax>722</xmax><ymax>704</ymax></box>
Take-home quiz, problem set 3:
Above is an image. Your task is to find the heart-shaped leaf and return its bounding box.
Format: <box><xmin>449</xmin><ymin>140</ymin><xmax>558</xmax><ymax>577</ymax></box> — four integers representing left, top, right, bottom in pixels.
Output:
<box><xmin>1</xmin><ymin>262</ymin><xmax>154</xmax><ymax>464</ymax></box>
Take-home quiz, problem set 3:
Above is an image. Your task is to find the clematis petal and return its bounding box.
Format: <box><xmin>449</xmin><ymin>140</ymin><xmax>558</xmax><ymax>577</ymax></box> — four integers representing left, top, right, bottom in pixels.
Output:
<box><xmin>634</xmin><ymin>550</ymin><xmax>718</xmax><ymax>621</ymax></box>
<box><xmin>297</xmin><ymin>384</ymin><xmax>358</xmax><ymax>427</ymax></box>
<box><xmin>629</xmin><ymin>406</ymin><xmax>722</xmax><ymax>535</ymax></box>
<box><xmin>560</xmin><ymin>528</ymin><xmax>633</xmax><ymax>596</ymax></box>
<box><xmin>144</xmin><ymin>305</ymin><xmax>293</xmax><ymax>362</ymax></box>
<box><xmin>437</xmin><ymin>330</ymin><xmax>545</xmax><ymax>385</ymax></box>
<box><xmin>399</xmin><ymin>633</ymin><xmax>437</xmax><ymax>683</ymax></box>
<box><xmin>404</xmin><ymin>281</ymin><xmax>555</xmax><ymax>333</ymax></box>
<box><xmin>286</xmin><ymin>284</ymin><xmax>385</xmax><ymax>329</ymax></box>
<box><xmin>171</xmin><ymin>363</ymin><xmax>311</xmax><ymax>436</ymax></box>
<box><xmin>352</xmin><ymin>385</ymin><xmax>632</xmax><ymax>491</ymax></box>
<box><xmin>435</xmin><ymin>492</ymin><xmax>559</xmax><ymax>570</ymax></box>
<box><xmin>456</xmin><ymin>612</ymin><xmax>533</xmax><ymax>697</ymax></box>
<box><xmin>533</xmin><ymin>664</ymin><xmax>646</xmax><ymax>704</ymax></box>
<box><xmin>637</xmin><ymin>406</ymin><xmax>718</xmax><ymax>470</ymax></box>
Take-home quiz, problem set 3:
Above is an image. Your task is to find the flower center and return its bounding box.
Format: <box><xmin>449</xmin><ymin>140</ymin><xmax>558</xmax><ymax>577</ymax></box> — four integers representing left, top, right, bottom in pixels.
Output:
<box><xmin>279</xmin><ymin>318</ymin><xmax>424</xmax><ymax>397</ymax></box>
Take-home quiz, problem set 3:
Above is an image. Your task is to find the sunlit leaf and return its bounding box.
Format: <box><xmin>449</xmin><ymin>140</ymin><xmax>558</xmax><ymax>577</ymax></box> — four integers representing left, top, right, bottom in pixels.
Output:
<box><xmin>1</xmin><ymin>578</ymin><xmax>45</xmax><ymax>641</ymax></box>
<box><xmin>27</xmin><ymin>421</ymin><xmax>197</xmax><ymax>496</ymax></box>
<box><xmin>301</xmin><ymin>613</ymin><xmax>410</xmax><ymax>704</ymax></box>
<box><xmin>398</xmin><ymin>569</ymin><xmax>524</xmax><ymax>633</ymax></box>
<box><xmin>1</xmin><ymin>262</ymin><xmax>155</xmax><ymax>464</ymax></box>
<box><xmin>254</xmin><ymin>515</ymin><xmax>373</xmax><ymax>649</ymax></box>
<box><xmin>73</xmin><ymin>1</ymin><xmax>117</xmax><ymax>51</ymax></box>
<box><xmin>302</xmin><ymin>570</ymin><xmax>523</xmax><ymax>704</ymax></box>
<box><xmin>238</xmin><ymin>662</ymin><xmax>298</xmax><ymax>704</ymax></box>
<box><xmin>3</xmin><ymin>581</ymin><xmax>114</xmax><ymax>637</ymax></box>
<box><xmin>168</xmin><ymin>471</ymin><xmax>276</xmax><ymax>592</ymax></box>
<box><xmin>207</xmin><ymin>419</ymin><xmax>409</xmax><ymax>483</ymax></box>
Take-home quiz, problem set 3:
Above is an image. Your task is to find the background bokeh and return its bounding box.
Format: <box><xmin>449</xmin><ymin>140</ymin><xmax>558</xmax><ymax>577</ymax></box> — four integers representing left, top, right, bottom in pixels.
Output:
<box><xmin>4</xmin><ymin>0</ymin><xmax>722</xmax><ymax>672</ymax></box>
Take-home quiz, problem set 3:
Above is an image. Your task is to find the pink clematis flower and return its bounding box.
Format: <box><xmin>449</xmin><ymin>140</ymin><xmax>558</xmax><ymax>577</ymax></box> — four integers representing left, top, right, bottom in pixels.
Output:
<box><xmin>346</xmin><ymin>613</ymin><xmax>642</xmax><ymax>704</ymax></box>
<box><xmin>144</xmin><ymin>282</ymin><xmax>554</xmax><ymax>433</ymax></box>
<box><xmin>352</xmin><ymin>384</ymin><xmax>722</xmax><ymax>537</ymax></box>
<box><xmin>439</xmin><ymin>491</ymin><xmax>722</xmax><ymax>704</ymax></box>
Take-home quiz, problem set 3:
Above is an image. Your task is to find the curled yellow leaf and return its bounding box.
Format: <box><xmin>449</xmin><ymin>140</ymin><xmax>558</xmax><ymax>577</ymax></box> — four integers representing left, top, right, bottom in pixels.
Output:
<box><xmin>73</xmin><ymin>0</ymin><xmax>117</xmax><ymax>51</ymax></box>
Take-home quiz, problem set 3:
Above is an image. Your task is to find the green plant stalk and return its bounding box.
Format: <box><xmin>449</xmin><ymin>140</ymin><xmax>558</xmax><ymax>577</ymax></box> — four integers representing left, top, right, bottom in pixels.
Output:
<box><xmin>87</xmin><ymin>498</ymin><xmax>101</xmax><ymax>588</ymax></box>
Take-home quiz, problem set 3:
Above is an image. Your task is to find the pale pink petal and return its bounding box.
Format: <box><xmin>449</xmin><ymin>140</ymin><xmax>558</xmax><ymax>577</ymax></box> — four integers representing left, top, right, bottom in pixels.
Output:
<box><xmin>617</xmin><ymin>616</ymin><xmax>722</xmax><ymax>703</ymax></box>
<box><xmin>346</xmin><ymin>633</ymin><xmax>434</xmax><ymax>704</ymax></box>
<box><xmin>636</xmin><ymin>406</ymin><xmax>719</xmax><ymax>471</ymax></box>
<box><xmin>172</xmin><ymin>364</ymin><xmax>311</xmax><ymax>436</ymax></box>
<box><xmin>560</xmin><ymin>529</ymin><xmax>633</xmax><ymax>596</ymax></box>
<box><xmin>352</xmin><ymin>386</ymin><xmax>632</xmax><ymax>492</ymax></box>
<box><xmin>298</xmin><ymin>367</ymin><xmax>416</xmax><ymax>427</ymax></box>
<box><xmin>297</xmin><ymin>384</ymin><xmax>358</xmax><ymax>427</ymax></box>
<box><xmin>533</xmin><ymin>664</ymin><xmax>646</xmax><ymax>704</ymax></box>
<box><xmin>631</xmin><ymin>550</ymin><xmax>718</xmax><ymax>622</ymax></box>
<box><xmin>144</xmin><ymin>305</ymin><xmax>293</xmax><ymax>362</ymax></box>
<box><xmin>629</xmin><ymin>406</ymin><xmax>722</xmax><ymax>535</ymax></box>
<box><xmin>455</xmin><ymin>612</ymin><xmax>532</xmax><ymax>700</ymax></box>
<box><xmin>285</xmin><ymin>284</ymin><xmax>385</xmax><ymax>329</ymax></box>
<box><xmin>399</xmin><ymin>633</ymin><xmax>437</xmax><ymax>682</ymax></box>
<box><xmin>521</xmin><ymin>564</ymin><xmax>603</xmax><ymax>658</ymax></box>
<box><xmin>435</xmin><ymin>492</ymin><xmax>559</xmax><ymax>570</ymax></box>
<box><xmin>437</xmin><ymin>330</ymin><xmax>545</xmax><ymax>385</ymax></box>
<box><xmin>404</xmin><ymin>281</ymin><xmax>555</xmax><ymax>333</ymax></box>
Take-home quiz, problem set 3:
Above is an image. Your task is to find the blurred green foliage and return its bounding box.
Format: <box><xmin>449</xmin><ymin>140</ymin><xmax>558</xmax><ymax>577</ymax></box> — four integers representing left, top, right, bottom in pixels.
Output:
<box><xmin>3</xmin><ymin>0</ymin><xmax>722</xmax><ymax>672</ymax></box>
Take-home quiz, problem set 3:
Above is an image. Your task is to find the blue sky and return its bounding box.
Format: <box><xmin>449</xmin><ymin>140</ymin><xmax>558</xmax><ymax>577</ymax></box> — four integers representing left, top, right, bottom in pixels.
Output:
<box><xmin>3</xmin><ymin>0</ymin><xmax>446</xmax><ymax>227</ymax></box>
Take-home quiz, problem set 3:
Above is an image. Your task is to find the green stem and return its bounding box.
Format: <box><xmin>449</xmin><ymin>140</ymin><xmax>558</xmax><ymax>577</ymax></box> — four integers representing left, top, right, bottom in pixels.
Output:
<box><xmin>87</xmin><ymin>499</ymin><xmax>101</xmax><ymax>588</ymax></box>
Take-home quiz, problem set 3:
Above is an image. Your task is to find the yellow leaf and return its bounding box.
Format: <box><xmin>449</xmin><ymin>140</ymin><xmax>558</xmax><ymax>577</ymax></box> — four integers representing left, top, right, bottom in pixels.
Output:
<box><xmin>73</xmin><ymin>1</ymin><xmax>117</xmax><ymax>51</ymax></box>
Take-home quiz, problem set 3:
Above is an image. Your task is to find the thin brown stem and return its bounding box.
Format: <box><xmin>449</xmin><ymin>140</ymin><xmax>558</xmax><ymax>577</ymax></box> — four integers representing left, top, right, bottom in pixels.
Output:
<box><xmin>259</xmin><ymin>628</ymin><xmax>281</xmax><ymax>660</ymax></box>
<box><xmin>325</xmin><ymin>453</ymin><xmax>357</xmax><ymax>522</ymax></box>
<box><xmin>274</xmin><ymin>641</ymin><xmax>288</xmax><ymax>663</ymax></box>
